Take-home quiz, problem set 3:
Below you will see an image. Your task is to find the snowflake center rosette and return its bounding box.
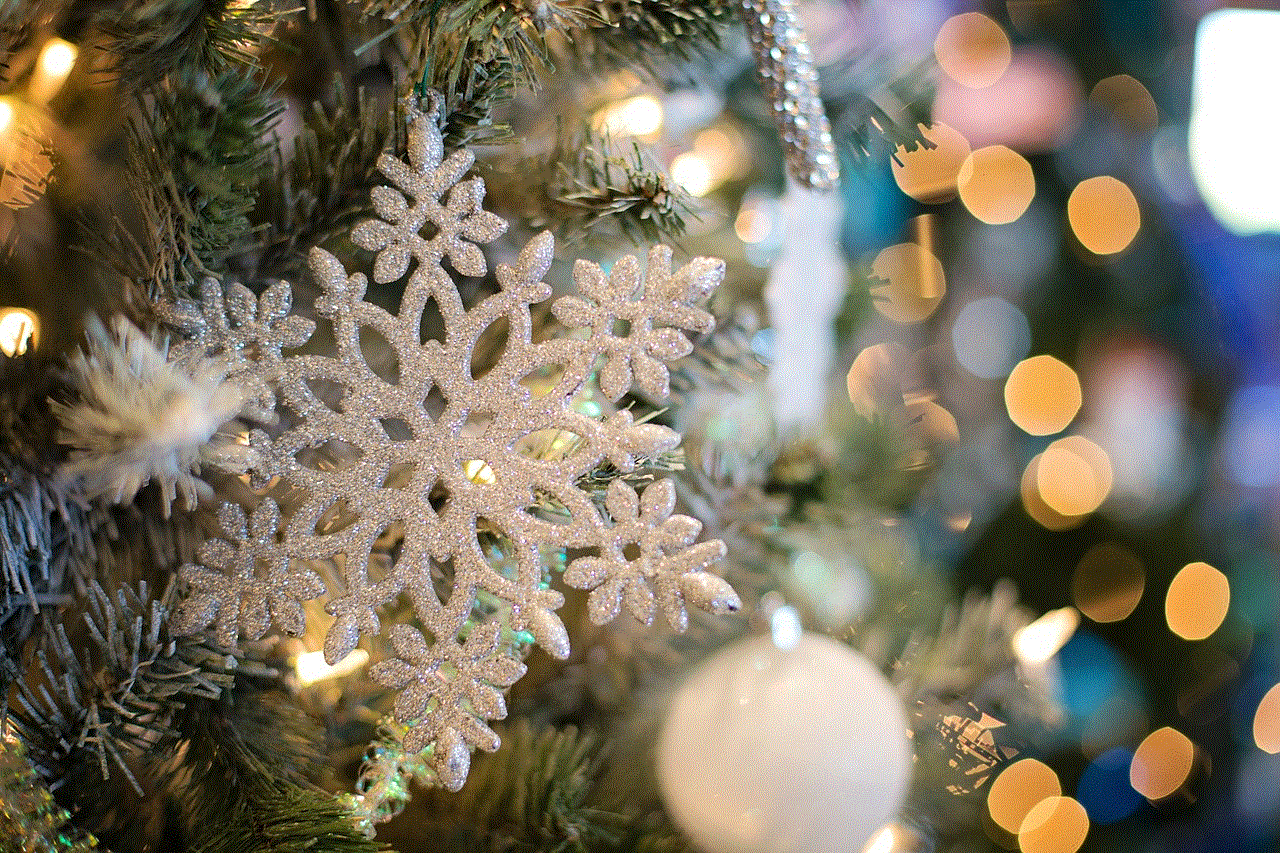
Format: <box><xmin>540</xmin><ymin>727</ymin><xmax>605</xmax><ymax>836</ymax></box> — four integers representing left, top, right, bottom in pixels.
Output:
<box><xmin>167</xmin><ymin>97</ymin><xmax>740</xmax><ymax>790</ymax></box>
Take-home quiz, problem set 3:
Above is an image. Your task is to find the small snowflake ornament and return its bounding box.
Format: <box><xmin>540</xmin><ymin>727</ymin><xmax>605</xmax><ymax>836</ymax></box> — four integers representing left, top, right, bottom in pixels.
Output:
<box><xmin>168</xmin><ymin>96</ymin><xmax>740</xmax><ymax>791</ymax></box>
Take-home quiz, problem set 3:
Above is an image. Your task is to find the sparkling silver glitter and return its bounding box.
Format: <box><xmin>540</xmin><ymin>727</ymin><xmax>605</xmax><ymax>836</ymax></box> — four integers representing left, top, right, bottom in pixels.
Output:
<box><xmin>166</xmin><ymin>97</ymin><xmax>739</xmax><ymax>790</ymax></box>
<box><xmin>743</xmin><ymin>0</ymin><xmax>840</xmax><ymax>191</ymax></box>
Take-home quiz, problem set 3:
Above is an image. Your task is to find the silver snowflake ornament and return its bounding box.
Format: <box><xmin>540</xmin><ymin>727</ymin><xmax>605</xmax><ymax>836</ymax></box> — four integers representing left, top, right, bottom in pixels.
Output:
<box><xmin>169</xmin><ymin>97</ymin><xmax>740</xmax><ymax>790</ymax></box>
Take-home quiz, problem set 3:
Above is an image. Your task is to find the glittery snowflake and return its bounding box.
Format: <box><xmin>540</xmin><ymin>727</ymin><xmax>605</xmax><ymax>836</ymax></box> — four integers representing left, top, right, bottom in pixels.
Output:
<box><xmin>167</xmin><ymin>97</ymin><xmax>739</xmax><ymax>790</ymax></box>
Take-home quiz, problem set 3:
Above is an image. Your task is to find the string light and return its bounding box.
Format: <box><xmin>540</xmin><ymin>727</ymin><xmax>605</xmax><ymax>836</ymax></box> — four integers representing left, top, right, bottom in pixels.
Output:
<box><xmin>892</xmin><ymin>123</ymin><xmax>972</xmax><ymax>203</ymax></box>
<box><xmin>1189</xmin><ymin>9</ymin><xmax>1280</xmax><ymax>233</ymax></box>
<box><xmin>29</xmin><ymin>38</ymin><xmax>77</xmax><ymax>105</ymax></box>
<box><xmin>0</xmin><ymin>309</ymin><xmax>38</xmax><ymax>357</ymax></box>
<box><xmin>1073</xmin><ymin>544</ymin><xmax>1145</xmax><ymax>623</ymax></box>
<box><xmin>1252</xmin><ymin>683</ymin><xmax>1280</xmax><ymax>753</ymax></box>
<box><xmin>294</xmin><ymin>648</ymin><xmax>369</xmax><ymax>686</ymax></box>
<box><xmin>595</xmin><ymin>95</ymin><xmax>663</xmax><ymax>138</ymax></box>
<box><xmin>1013</xmin><ymin>607</ymin><xmax>1079</xmax><ymax>665</ymax></box>
<box><xmin>1004</xmin><ymin>355</ymin><xmax>1081</xmax><ymax>435</ymax></box>
<box><xmin>935</xmin><ymin>13</ymin><xmax>1011</xmax><ymax>89</ymax></box>
<box><xmin>987</xmin><ymin>758</ymin><xmax>1061</xmax><ymax>836</ymax></box>
<box><xmin>670</xmin><ymin>151</ymin><xmax>715</xmax><ymax>197</ymax></box>
<box><xmin>1018</xmin><ymin>796</ymin><xmax>1089</xmax><ymax>853</ymax></box>
<box><xmin>1090</xmin><ymin>75</ymin><xmax>1159</xmax><ymax>133</ymax></box>
<box><xmin>1036</xmin><ymin>435</ymin><xmax>1112</xmax><ymax>517</ymax></box>
<box><xmin>462</xmin><ymin>459</ymin><xmax>497</xmax><ymax>485</ymax></box>
<box><xmin>869</xmin><ymin>241</ymin><xmax>946</xmax><ymax>324</ymax></box>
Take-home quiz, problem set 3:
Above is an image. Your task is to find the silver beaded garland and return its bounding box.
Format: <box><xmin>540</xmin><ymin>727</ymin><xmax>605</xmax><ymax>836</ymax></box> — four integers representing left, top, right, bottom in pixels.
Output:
<box><xmin>743</xmin><ymin>0</ymin><xmax>840</xmax><ymax>191</ymax></box>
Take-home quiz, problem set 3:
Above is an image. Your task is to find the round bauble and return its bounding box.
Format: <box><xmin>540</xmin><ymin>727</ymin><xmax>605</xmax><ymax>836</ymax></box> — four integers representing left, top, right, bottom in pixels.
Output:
<box><xmin>656</xmin><ymin>632</ymin><xmax>912</xmax><ymax>853</ymax></box>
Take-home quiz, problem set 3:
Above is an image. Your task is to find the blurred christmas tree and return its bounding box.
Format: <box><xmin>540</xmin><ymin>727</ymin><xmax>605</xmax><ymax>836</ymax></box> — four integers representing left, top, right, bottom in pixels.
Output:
<box><xmin>0</xmin><ymin>1</ymin><xmax>1274</xmax><ymax>852</ymax></box>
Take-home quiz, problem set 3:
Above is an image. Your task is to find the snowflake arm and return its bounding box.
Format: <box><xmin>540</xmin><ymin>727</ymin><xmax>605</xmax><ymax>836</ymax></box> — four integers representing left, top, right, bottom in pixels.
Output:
<box><xmin>562</xmin><ymin>479</ymin><xmax>737</xmax><ymax>631</ymax></box>
<box><xmin>368</xmin><ymin>621</ymin><xmax>524</xmax><ymax>791</ymax></box>
<box><xmin>173</xmin><ymin>500</ymin><xmax>325</xmax><ymax>645</ymax></box>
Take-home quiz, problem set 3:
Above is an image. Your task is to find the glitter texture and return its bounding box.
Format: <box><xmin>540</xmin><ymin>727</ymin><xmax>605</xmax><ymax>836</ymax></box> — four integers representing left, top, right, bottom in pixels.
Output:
<box><xmin>744</xmin><ymin>0</ymin><xmax>840</xmax><ymax>191</ymax></box>
<box><xmin>167</xmin><ymin>97</ymin><xmax>739</xmax><ymax>790</ymax></box>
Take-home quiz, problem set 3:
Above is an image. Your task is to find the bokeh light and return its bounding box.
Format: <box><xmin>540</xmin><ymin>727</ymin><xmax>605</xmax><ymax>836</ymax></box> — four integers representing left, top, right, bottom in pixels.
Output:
<box><xmin>1068</xmin><ymin>177</ymin><xmax>1141</xmax><ymax>255</ymax></box>
<box><xmin>987</xmin><ymin>758</ymin><xmax>1061</xmax><ymax>835</ymax></box>
<box><xmin>1073</xmin><ymin>544</ymin><xmax>1145</xmax><ymax>623</ymax></box>
<box><xmin>951</xmin><ymin>297</ymin><xmax>1031</xmax><ymax>379</ymax></box>
<box><xmin>38</xmin><ymin>38</ymin><xmax>76</xmax><ymax>79</ymax></box>
<box><xmin>0</xmin><ymin>98</ymin><xmax>12</xmax><ymax>136</ymax></box>
<box><xmin>934</xmin><ymin>13</ymin><xmax>1011</xmax><ymax>89</ymax></box>
<box><xmin>1189</xmin><ymin>9</ymin><xmax>1280</xmax><ymax>234</ymax></box>
<box><xmin>671</xmin><ymin>124</ymin><xmax>747</xmax><ymax>198</ymax></box>
<box><xmin>1165</xmin><ymin>562</ymin><xmax>1230</xmax><ymax>641</ymax></box>
<box><xmin>0</xmin><ymin>309</ymin><xmax>38</xmax><ymax>357</ymax></box>
<box><xmin>28</xmin><ymin>38</ymin><xmax>78</xmax><ymax>105</ymax></box>
<box><xmin>1253</xmin><ymin>684</ymin><xmax>1280</xmax><ymax>753</ymax></box>
<box><xmin>596</xmin><ymin>94</ymin><xmax>663</xmax><ymax>138</ymax></box>
<box><xmin>1022</xmin><ymin>454</ymin><xmax>1080</xmax><ymax>531</ymax></box>
<box><xmin>1004</xmin><ymin>355</ymin><xmax>1082</xmax><ymax>435</ymax></box>
<box><xmin>294</xmin><ymin>648</ymin><xmax>369</xmax><ymax>686</ymax></box>
<box><xmin>1013</xmin><ymin>607</ymin><xmax>1079</xmax><ymax>665</ymax></box>
<box><xmin>934</xmin><ymin>49</ymin><xmax>1082</xmax><ymax>152</ymax></box>
<box><xmin>1130</xmin><ymin>727</ymin><xmax>1196</xmax><ymax>801</ymax></box>
<box><xmin>958</xmin><ymin>145</ymin><xmax>1035</xmax><ymax>225</ymax></box>
<box><xmin>860</xmin><ymin>823</ymin><xmax>911</xmax><ymax>853</ymax></box>
<box><xmin>847</xmin><ymin>343</ymin><xmax>910</xmax><ymax>419</ymax></box>
<box><xmin>671</xmin><ymin>151</ymin><xmax>715</xmax><ymax>197</ymax></box>
<box><xmin>1018</xmin><ymin>796</ymin><xmax>1089</xmax><ymax>853</ymax></box>
<box><xmin>892</xmin><ymin>123</ymin><xmax>972</xmax><ymax>203</ymax></box>
<box><xmin>869</xmin><ymin>243</ymin><xmax>946</xmax><ymax>324</ymax></box>
<box><xmin>1221</xmin><ymin>386</ymin><xmax>1280</xmax><ymax>489</ymax></box>
<box><xmin>1037</xmin><ymin>435</ymin><xmax>1112</xmax><ymax>517</ymax></box>
<box><xmin>734</xmin><ymin>205</ymin><xmax>771</xmax><ymax>244</ymax></box>
<box><xmin>1090</xmin><ymin>74</ymin><xmax>1158</xmax><ymax>133</ymax></box>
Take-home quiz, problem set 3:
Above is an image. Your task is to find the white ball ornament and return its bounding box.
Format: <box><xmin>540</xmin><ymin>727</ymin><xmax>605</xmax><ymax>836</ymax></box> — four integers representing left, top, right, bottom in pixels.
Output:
<box><xmin>656</xmin><ymin>622</ymin><xmax>912</xmax><ymax>853</ymax></box>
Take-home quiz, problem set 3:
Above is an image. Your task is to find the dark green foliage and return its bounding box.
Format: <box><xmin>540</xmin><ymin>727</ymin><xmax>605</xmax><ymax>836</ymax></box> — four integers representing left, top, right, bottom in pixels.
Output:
<box><xmin>0</xmin><ymin>359</ymin><xmax>96</xmax><ymax>686</ymax></box>
<box><xmin>364</xmin><ymin>1</ymin><xmax>589</xmax><ymax>147</ymax></box>
<box><xmin>121</xmin><ymin>67</ymin><xmax>280</xmax><ymax>295</ymax></box>
<box><xmin>0</xmin><ymin>739</ymin><xmax>98</xmax><ymax>852</ymax></box>
<box><xmin>513</xmin><ymin>125</ymin><xmax>692</xmax><ymax>245</ymax></box>
<box><xmin>99</xmin><ymin>0</ymin><xmax>279</xmax><ymax>91</ymax></box>
<box><xmin>6</xmin><ymin>578</ymin><xmax>379</xmax><ymax>852</ymax></box>
<box><xmin>186</xmin><ymin>781</ymin><xmax>384</xmax><ymax>853</ymax></box>
<box><xmin>174</xmin><ymin>686</ymin><xmax>383</xmax><ymax>853</ymax></box>
<box><xmin>0</xmin><ymin>450</ymin><xmax>95</xmax><ymax>675</ymax></box>
<box><xmin>7</xmin><ymin>581</ymin><xmax>236</xmax><ymax>794</ymax></box>
<box><xmin>384</xmin><ymin>720</ymin><xmax>620</xmax><ymax>853</ymax></box>
<box><xmin>251</xmin><ymin>89</ymin><xmax>405</xmax><ymax>281</ymax></box>
<box><xmin>562</xmin><ymin>0</ymin><xmax>735</xmax><ymax>76</ymax></box>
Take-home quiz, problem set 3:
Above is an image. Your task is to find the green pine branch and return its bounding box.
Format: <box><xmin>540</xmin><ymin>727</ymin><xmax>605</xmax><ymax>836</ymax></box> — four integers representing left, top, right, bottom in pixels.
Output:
<box><xmin>558</xmin><ymin>1</ymin><xmax>735</xmax><ymax>77</ymax></box>
<box><xmin>251</xmin><ymin>88</ymin><xmax>405</xmax><ymax>281</ymax></box>
<box><xmin>102</xmin><ymin>67</ymin><xmax>280</xmax><ymax>299</ymax></box>
<box><xmin>500</xmin><ymin>124</ymin><xmax>692</xmax><ymax>245</ymax></box>
<box><xmin>361</xmin><ymin>1</ymin><xmax>592</xmax><ymax>147</ymax></box>
<box><xmin>99</xmin><ymin>0</ymin><xmax>281</xmax><ymax>91</ymax></box>
<box><xmin>174</xmin><ymin>684</ymin><xmax>383</xmax><ymax>853</ymax></box>
<box><xmin>8</xmin><ymin>581</ymin><xmax>236</xmax><ymax>796</ymax></box>
<box><xmin>386</xmin><ymin>720</ymin><xmax>621</xmax><ymax>853</ymax></box>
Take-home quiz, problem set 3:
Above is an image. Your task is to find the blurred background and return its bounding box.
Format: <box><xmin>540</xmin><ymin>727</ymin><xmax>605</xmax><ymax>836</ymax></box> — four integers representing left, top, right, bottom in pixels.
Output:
<box><xmin>624</xmin><ymin>1</ymin><xmax>1280</xmax><ymax>851</ymax></box>
<box><xmin>3</xmin><ymin>1</ymin><xmax>1280</xmax><ymax>852</ymax></box>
